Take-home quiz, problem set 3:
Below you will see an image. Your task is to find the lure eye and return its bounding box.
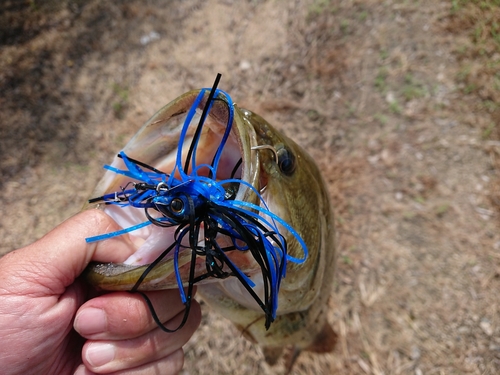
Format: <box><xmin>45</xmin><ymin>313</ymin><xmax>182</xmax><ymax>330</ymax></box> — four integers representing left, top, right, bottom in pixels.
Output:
<box><xmin>223</xmin><ymin>182</ymin><xmax>239</xmax><ymax>200</ymax></box>
<box><xmin>277</xmin><ymin>147</ymin><xmax>296</xmax><ymax>176</ymax></box>
<box><xmin>170</xmin><ymin>198</ymin><xmax>185</xmax><ymax>214</ymax></box>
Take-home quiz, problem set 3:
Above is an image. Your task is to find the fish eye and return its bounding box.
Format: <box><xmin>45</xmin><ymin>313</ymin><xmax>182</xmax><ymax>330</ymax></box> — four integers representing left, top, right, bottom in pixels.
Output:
<box><xmin>276</xmin><ymin>147</ymin><xmax>296</xmax><ymax>176</ymax></box>
<box><xmin>170</xmin><ymin>198</ymin><xmax>185</xmax><ymax>214</ymax></box>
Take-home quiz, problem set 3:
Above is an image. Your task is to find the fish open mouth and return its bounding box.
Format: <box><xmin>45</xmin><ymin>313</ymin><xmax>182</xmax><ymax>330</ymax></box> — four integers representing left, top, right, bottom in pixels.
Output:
<box><xmin>91</xmin><ymin>95</ymin><xmax>252</xmax><ymax>268</ymax></box>
<box><xmin>85</xmin><ymin>75</ymin><xmax>307</xmax><ymax>330</ymax></box>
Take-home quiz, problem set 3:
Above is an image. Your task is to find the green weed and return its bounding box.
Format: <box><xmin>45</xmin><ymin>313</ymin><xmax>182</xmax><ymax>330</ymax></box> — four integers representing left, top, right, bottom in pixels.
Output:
<box><xmin>111</xmin><ymin>83</ymin><xmax>129</xmax><ymax>119</ymax></box>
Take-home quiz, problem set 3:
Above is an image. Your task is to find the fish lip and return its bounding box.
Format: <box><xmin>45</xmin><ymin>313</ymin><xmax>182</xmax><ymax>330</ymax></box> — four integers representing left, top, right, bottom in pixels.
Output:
<box><xmin>86</xmin><ymin>90</ymin><xmax>263</xmax><ymax>282</ymax></box>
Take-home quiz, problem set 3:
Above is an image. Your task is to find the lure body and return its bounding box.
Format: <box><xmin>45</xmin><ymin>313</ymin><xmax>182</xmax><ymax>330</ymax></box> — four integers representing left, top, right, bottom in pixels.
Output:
<box><xmin>84</xmin><ymin>88</ymin><xmax>336</xmax><ymax>362</ymax></box>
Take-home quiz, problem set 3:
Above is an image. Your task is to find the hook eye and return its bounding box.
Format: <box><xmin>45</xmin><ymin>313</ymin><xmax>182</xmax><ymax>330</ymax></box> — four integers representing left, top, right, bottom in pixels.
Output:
<box><xmin>170</xmin><ymin>197</ymin><xmax>185</xmax><ymax>214</ymax></box>
<box><xmin>156</xmin><ymin>182</ymin><xmax>168</xmax><ymax>192</ymax></box>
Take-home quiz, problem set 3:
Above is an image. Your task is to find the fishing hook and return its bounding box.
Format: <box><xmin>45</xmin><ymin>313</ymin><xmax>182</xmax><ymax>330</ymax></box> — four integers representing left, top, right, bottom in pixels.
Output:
<box><xmin>251</xmin><ymin>145</ymin><xmax>279</xmax><ymax>164</ymax></box>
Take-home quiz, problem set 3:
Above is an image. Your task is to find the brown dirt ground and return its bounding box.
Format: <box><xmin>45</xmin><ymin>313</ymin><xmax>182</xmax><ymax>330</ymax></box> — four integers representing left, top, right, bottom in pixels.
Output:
<box><xmin>1</xmin><ymin>1</ymin><xmax>499</xmax><ymax>374</ymax></box>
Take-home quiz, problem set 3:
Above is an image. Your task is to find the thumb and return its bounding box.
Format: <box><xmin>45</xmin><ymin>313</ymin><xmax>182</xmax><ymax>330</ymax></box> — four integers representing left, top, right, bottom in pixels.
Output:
<box><xmin>0</xmin><ymin>209</ymin><xmax>137</xmax><ymax>295</ymax></box>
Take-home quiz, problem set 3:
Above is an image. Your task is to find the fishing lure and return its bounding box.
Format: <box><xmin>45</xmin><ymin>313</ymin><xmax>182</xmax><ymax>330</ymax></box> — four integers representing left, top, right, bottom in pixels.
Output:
<box><xmin>86</xmin><ymin>74</ymin><xmax>308</xmax><ymax>331</ymax></box>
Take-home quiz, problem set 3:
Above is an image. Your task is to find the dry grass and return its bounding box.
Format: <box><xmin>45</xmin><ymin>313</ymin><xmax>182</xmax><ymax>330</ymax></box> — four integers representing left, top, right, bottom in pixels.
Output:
<box><xmin>446</xmin><ymin>1</ymin><xmax>500</xmax><ymax>138</ymax></box>
<box><xmin>445</xmin><ymin>1</ymin><xmax>500</xmax><ymax>213</ymax></box>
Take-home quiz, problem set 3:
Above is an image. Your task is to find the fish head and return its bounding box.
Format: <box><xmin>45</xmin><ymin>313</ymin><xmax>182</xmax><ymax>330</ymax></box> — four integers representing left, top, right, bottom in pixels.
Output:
<box><xmin>84</xmin><ymin>83</ymin><xmax>336</xmax><ymax>356</ymax></box>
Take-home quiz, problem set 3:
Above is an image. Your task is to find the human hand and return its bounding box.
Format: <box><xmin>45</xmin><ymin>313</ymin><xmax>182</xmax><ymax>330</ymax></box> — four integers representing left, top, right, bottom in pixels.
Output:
<box><xmin>0</xmin><ymin>210</ymin><xmax>201</xmax><ymax>375</ymax></box>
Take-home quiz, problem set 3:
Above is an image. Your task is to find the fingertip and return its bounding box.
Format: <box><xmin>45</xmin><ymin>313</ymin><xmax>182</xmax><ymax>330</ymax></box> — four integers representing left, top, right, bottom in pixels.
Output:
<box><xmin>74</xmin><ymin>306</ymin><xmax>108</xmax><ymax>336</ymax></box>
<box><xmin>74</xmin><ymin>209</ymin><xmax>116</xmax><ymax>233</ymax></box>
<box><xmin>74</xmin><ymin>364</ymin><xmax>95</xmax><ymax>375</ymax></box>
<box><xmin>166</xmin><ymin>348</ymin><xmax>185</xmax><ymax>374</ymax></box>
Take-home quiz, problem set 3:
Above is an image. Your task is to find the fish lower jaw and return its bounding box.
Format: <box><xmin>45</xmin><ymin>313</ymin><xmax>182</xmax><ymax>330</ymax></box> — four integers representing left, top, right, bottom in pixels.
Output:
<box><xmin>198</xmin><ymin>274</ymin><xmax>266</xmax><ymax>314</ymax></box>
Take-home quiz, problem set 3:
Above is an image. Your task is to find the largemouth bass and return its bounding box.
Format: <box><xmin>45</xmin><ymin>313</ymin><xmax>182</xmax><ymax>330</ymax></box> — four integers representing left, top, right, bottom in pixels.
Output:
<box><xmin>84</xmin><ymin>78</ymin><xmax>336</xmax><ymax>365</ymax></box>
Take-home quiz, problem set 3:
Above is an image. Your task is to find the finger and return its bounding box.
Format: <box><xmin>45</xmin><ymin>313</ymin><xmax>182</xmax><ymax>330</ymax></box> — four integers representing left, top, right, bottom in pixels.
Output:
<box><xmin>81</xmin><ymin>301</ymin><xmax>201</xmax><ymax>373</ymax></box>
<box><xmin>0</xmin><ymin>210</ymin><xmax>137</xmax><ymax>295</ymax></box>
<box><xmin>74</xmin><ymin>288</ymin><xmax>197</xmax><ymax>340</ymax></box>
<box><xmin>74</xmin><ymin>349</ymin><xmax>184</xmax><ymax>375</ymax></box>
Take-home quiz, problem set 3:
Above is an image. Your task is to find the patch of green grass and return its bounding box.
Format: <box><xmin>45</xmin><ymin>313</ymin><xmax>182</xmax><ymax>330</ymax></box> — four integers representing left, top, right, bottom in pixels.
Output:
<box><xmin>403</xmin><ymin>211</ymin><xmax>416</xmax><ymax>219</ymax></box>
<box><xmin>379</xmin><ymin>49</ymin><xmax>389</xmax><ymax>60</ymax></box>
<box><xmin>433</xmin><ymin>102</ymin><xmax>447</xmax><ymax>111</ymax></box>
<box><xmin>481</xmin><ymin>100</ymin><xmax>500</xmax><ymax>112</ymax></box>
<box><xmin>360</xmin><ymin>351</ymin><xmax>370</xmax><ymax>359</ymax></box>
<box><xmin>452</xmin><ymin>0</ymin><xmax>500</xmax><ymax>13</ymax></box>
<box><xmin>435</xmin><ymin>204</ymin><xmax>450</xmax><ymax>217</ymax></box>
<box><xmin>451</xmin><ymin>0</ymin><xmax>461</xmax><ymax>12</ymax></box>
<box><xmin>64</xmin><ymin>162</ymin><xmax>90</xmax><ymax>172</ymax></box>
<box><xmin>374</xmin><ymin>113</ymin><xmax>388</xmax><ymax>124</ymax></box>
<box><xmin>482</xmin><ymin>122</ymin><xmax>496</xmax><ymax>139</ymax></box>
<box><xmin>340</xmin><ymin>19</ymin><xmax>349</xmax><ymax>34</ymax></box>
<box><xmin>307</xmin><ymin>0</ymin><xmax>336</xmax><ymax>18</ymax></box>
<box><xmin>306</xmin><ymin>109</ymin><xmax>320</xmax><ymax>120</ymax></box>
<box><xmin>456</xmin><ymin>65</ymin><xmax>478</xmax><ymax>95</ymax></box>
<box><xmin>385</xmin><ymin>170</ymin><xmax>397</xmax><ymax>179</ymax></box>
<box><xmin>113</xmin><ymin>82</ymin><xmax>129</xmax><ymax>101</ymax></box>
<box><xmin>111</xmin><ymin>83</ymin><xmax>129</xmax><ymax>119</ymax></box>
<box><xmin>347</xmin><ymin>104</ymin><xmax>356</xmax><ymax>117</ymax></box>
<box><xmin>455</xmin><ymin>44</ymin><xmax>469</xmax><ymax>56</ymax></box>
<box><xmin>374</xmin><ymin>67</ymin><xmax>389</xmax><ymax>93</ymax></box>
<box><xmin>472</xmin><ymin>16</ymin><xmax>500</xmax><ymax>48</ymax></box>
<box><xmin>494</xmin><ymin>73</ymin><xmax>500</xmax><ymax>91</ymax></box>
<box><xmin>389</xmin><ymin>100</ymin><xmax>402</xmax><ymax>114</ymax></box>
<box><xmin>463</xmin><ymin>83</ymin><xmax>477</xmax><ymax>94</ymax></box>
<box><xmin>29</xmin><ymin>0</ymin><xmax>38</xmax><ymax>11</ymax></box>
<box><xmin>468</xmin><ymin>259</ymin><xmax>477</xmax><ymax>267</ymax></box>
<box><xmin>342</xmin><ymin>255</ymin><xmax>353</xmax><ymax>265</ymax></box>
<box><xmin>402</xmin><ymin>73</ymin><xmax>427</xmax><ymax>101</ymax></box>
<box><xmin>455</xmin><ymin>0</ymin><xmax>500</xmax><ymax>49</ymax></box>
<box><xmin>414</xmin><ymin>196</ymin><xmax>425</xmax><ymax>204</ymax></box>
<box><xmin>456</xmin><ymin>65</ymin><xmax>471</xmax><ymax>83</ymax></box>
